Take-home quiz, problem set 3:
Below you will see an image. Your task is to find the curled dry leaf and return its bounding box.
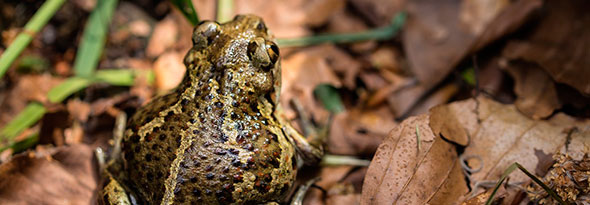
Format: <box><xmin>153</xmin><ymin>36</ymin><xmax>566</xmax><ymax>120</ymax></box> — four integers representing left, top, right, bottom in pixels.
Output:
<box><xmin>388</xmin><ymin>0</ymin><xmax>541</xmax><ymax>117</ymax></box>
<box><xmin>329</xmin><ymin>105</ymin><xmax>397</xmax><ymax>156</ymax></box>
<box><xmin>365</xmin><ymin>96</ymin><xmax>589</xmax><ymax>204</ymax></box>
<box><xmin>0</xmin><ymin>144</ymin><xmax>97</xmax><ymax>204</ymax></box>
<box><xmin>361</xmin><ymin>114</ymin><xmax>468</xmax><ymax>204</ymax></box>
<box><xmin>430</xmin><ymin>96</ymin><xmax>590</xmax><ymax>203</ymax></box>
<box><xmin>503</xmin><ymin>61</ymin><xmax>561</xmax><ymax>120</ymax></box>
<box><xmin>502</xmin><ymin>0</ymin><xmax>590</xmax><ymax>95</ymax></box>
<box><xmin>303</xmin><ymin>166</ymin><xmax>356</xmax><ymax>205</ymax></box>
<box><xmin>280</xmin><ymin>45</ymin><xmax>342</xmax><ymax>123</ymax></box>
<box><xmin>0</xmin><ymin>74</ymin><xmax>63</xmax><ymax>126</ymax></box>
<box><xmin>405</xmin><ymin>83</ymin><xmax>459</xmax><ymax>117</ymax></box>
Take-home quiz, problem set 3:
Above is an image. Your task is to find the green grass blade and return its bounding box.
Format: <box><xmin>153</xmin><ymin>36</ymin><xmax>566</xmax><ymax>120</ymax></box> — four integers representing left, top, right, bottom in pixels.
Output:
<box><xmin>277</xmin><ymin>12</ymin><xmax>406</xmax><ymax>48</ymax></box>
<box><xmin>313</xmin><ymin>84</ymin><xmax>344</xmax><ymax>113</ymax></box>
<box><xmin>486</xmin><ymin>162</ymin><xmax>567</xmax><ymax>205</ymax></box>
<box><xmin>95</xmin><ymin>69</ymin><xmax>136</xmax><ymax>86</ymax></box>
<box><xmin>0</xmin><ymin>0</ymin><xmax>66</xmax><ymax>79</ymax></box>
<box><xmin>73</xmin><ymin>0</ymin><xmax>118</xmax><ymax>77</ymax></box>
<box><xmin>461</xmin><ymin>67</ymin><xmax>476</xmax><ymax>86</ymax></box>
<box><xmin>7</xmin><ymin>132</ymin><xmax>39</xmax><ymax>153</ymax></box>
<box><xmin>47</xmin><ymin>77</ymin><xmax>93</xmax><ymax>103</ymax></box>
<box><xmin>0</xmin><ymin>68</ymin><xmax>152</xmax><ymax>151</ymax></box>
<box><xmin>171</xmin><ymin>0</ymin><xmax>200</xmax><ymax>25</ymax></box>
<box><xmin>0</xmin><ymin>102</ymin><xmax>46</xmax><ymax>145</ymax></box>
<box><xmin>96</xmin><ymin>69</ymin><xmax>154</xmax><ymax>86</ymax></box>
<box><xmin>17</xmin><ymin>55</ymin><xmax>50</xmax><ymax>73</ymax></box>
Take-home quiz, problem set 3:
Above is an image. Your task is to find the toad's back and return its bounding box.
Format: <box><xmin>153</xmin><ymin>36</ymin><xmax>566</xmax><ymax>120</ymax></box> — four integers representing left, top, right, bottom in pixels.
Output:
<box><xmin>120</xmin><ymin>15</ymin><xmax>297</xmax><ymax>204</ymax></box>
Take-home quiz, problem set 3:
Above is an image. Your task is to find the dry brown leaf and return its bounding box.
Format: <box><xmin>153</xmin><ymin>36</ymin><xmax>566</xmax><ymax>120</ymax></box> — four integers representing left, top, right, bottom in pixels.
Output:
<box><xmin>66</xmin><ymin>99</ymin><xmax>91</xmax><ymax>122</ymax></box>
<box><xmin>386</xmin><ymin>83</ymin><xmax>426</xmax><ymax>117</ymax></box>
<box><xmin>503</xmin><ymin>61</ymin><xmax>561</xmax><ymax>119</ymax></box>
<box><xmin>280</xmin><ymin>45</ymin><xmax>342</xmax><ymax>123</ymax></box>
<box><xmin>430</xmin><ymin>96</ymin><xmax>590</xmax><ymax>203</ymax></box>
<box><xmin>39</xmin><ymin>110</ymin><xmax>72</xmax><ymax>146</ymax></box>
<box><xmin>363</xmin><ymin>96</ymin><xmax>589</xmax><ymax>204</ymax></box>
<box><xmin>323</xmin><ymin>7</ymin><xmax>377</xmax><ymax>54</ymax></box>
<box><xmin>233</xmin><ymin>0</ymin><xmax>310</xmax><ymax>38</ymax></box>
<box><xmin>460</xmin><ymin>192</ymin><xmax>492</xmax><ymax>205</ymax></box>
<box><xmin>361</xmin><ymin>114</ymin><xmax>468</xmax><ymax>204</ymax></box>
<box><xmin>329</xmin><ymin>105</ymin><xmax>397</xmax><ymax>156</ymax></box>
<box><xmin>146</xmin><ymin>16</ymin><xmax>178</xmax><ymax>58</ymax></box>
<box><xmin>0</xmin><ymin>74</ymin><xmax>63</xmax><ymax>126</ymax></box>
<box><xmin>547</xmin><ymin>114</ymin><xmax>590</xmax><ymax>161</ymax></box>
<box><xmin>348</xmin><ymin>0</ymin><xmax>406</xmax><ymax>26</ymax></box>
<box><xmin>327</xmin><ymin>194</ymin><xmax>361</xmax><ymax>205</ymax></box>
<box><xmin>429</xmin><ymin>97</ymin><xmax>473</xmax><ymax>146</ymax></box>
<box><xmin>368</xmin><ymin>46</ymin><xmax>403</xmax><ymax>74</ymax></box>
<box><xmin>302</xmin><ymin>0</ymin><xmax>346</xmax><ymax>27</ymax></box>
<box><xmin>475</xmin><ymin>56</ymin><xmax>513</xmax><ymax>102</ymax></box>
<box><xmin>304</xmin><ymin>166</ymin><xmax>366</xmax><ymax>205</ymax></box>
<box><xmin>502</xmin><ymin>0</ymin><xmax>590</xmax><ymax>95</ymax></box>
<box><xmin>153</xmin><ymin>51</ymin><xmax>185</xmax><ymax>92</ymax></box>
<box><xmin>403</xmin><ymin>0</ymin><xmax>509</xmax><ymax>87</ymax></box>
<box><xmin>460</xmin><ymin>0</ymin><xmax>510</xmax><ymax>35</ymax></box>
<box><xmin>462</xmin><ymin>97</ymin><xmax>568</xmax><ymax>183</ymax></box>
<box><xmin>304</xmin><ymin>166</ymin><xmax>355</xmax><ymax>205</ymax></box>
<box><xmin>109</xmin><ymin>2</ymin><xmax>154</xmax><ymax>47</ymax></box>
<box><xmin>0</xmin><ymin>145</ymin><xmax>97</xmax><ymax>204</ymax></box>
<box><xmin>405</xmin><ymin>83</ymin><xmax>459</xmax><ymax>117</ymax></box>
<box><xmin>389</xmin><ymin>0</ymin><xmax>541</xmax><ymax>117</ymax></box>
<box><xmin>316</xmin><ymin>45</ymin><xmax>362</xmax><ymax>90</ymax></box>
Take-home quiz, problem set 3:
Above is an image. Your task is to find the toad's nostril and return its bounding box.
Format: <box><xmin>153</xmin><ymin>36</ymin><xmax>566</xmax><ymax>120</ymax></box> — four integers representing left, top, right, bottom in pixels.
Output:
<box><xmin>246</xmin><ymin>41</ymin><xmax>258</xmax><ymax>61</ymax></box>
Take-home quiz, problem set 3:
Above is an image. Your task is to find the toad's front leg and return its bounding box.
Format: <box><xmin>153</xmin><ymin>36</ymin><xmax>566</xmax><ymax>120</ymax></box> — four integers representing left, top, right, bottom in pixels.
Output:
<box><xmin>97</xmin><ymin>113</ymin><xmax>132</xmax><ymax>205</ymax></box>
<box><xmin>98</xmin><ymin>168</ymin><xmax>132</xmax><ymax>205</ymax></box>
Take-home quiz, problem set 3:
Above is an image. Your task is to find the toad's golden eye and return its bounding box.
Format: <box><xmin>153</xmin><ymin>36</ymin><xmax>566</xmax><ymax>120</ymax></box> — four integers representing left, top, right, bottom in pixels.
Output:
<box><xmin>266</xmin><ymin>41</ymin><xmax>279</xmax><ymax>65</ymax></box>
<box><xmin>192</xmin><ymin>21</ymin><xmax>220</xmax><ymax>48</ymax></box>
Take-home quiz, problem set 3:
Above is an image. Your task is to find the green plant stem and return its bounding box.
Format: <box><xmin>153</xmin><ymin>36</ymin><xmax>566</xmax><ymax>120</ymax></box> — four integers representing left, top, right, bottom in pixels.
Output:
<box><xmin>0</xmin><ymin>0</ymin><xmax>66</xmax><ymax>79</ymax></box>
<box><xmin>73</xmin><ymin>0</ymin><xmax>118</xmax><ymax>77</ymax></box>
<box><xmin>277</xmin><ymin>12</ymin><xmax>406</xmax><ymax>48</ymax></box>
<box><xmin>321</xmin><ymin>154</ymin><xmax>371</xmax><ymax>167</ymax></box>
<box><xmin>216</xmin><ymin>0</ymin><xmax>234</xmax><ymax>23</ymax></box>
<box><xmin>486</xmin><ymin>162</ymin><xmax>566</xmax><ymax>205</ymax></box>
<box><xmin>0</xmin><ymin>102</ymin><xmax>46</xmax><ymax>146</ymax></box>
<box><xmin>0</xmin><ymin>69</ymin><xmax>152</xmax><ymax>151</ymax></box>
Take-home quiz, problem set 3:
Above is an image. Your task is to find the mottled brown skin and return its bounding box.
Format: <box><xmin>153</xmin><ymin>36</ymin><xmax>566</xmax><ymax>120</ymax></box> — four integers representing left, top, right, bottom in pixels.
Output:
<box><xmin>99</xmin><ymin>15</ymin><xmax>322</xmax><ymax>205</ymax></box>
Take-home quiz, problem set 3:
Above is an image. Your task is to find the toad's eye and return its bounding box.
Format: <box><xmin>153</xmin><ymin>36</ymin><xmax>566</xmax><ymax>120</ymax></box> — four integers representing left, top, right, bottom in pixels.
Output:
<box><xmin>266</xmin><ymin>42</ymin><xmax>279</xmax><ymax>65</ymax></box>
<box><xmin>192</xmin><ymin>21</ymin><xmax>220</xmax><ymax>48</ymax></box>
<box><xmin>247</xmin><ymin>37</ymin><xmax>280</xmax><ymax>71</ymax></box>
